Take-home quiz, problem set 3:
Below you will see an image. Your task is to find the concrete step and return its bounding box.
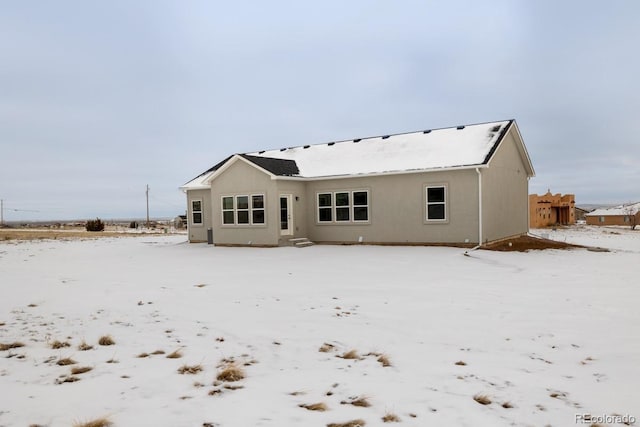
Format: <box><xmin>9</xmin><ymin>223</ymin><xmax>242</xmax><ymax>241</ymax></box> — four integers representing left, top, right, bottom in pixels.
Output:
<box><xmin>295</xmin><ymin>241</ymin><xmax>315</xmax><ymax>248</ymax></box>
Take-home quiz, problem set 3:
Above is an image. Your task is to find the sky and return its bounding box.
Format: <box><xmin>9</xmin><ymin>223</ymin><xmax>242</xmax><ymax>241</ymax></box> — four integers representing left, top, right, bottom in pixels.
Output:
<box><xmin>1</xmin><ymin>1</ymin><xmax>639</xmax><ymax>221</ymax></box>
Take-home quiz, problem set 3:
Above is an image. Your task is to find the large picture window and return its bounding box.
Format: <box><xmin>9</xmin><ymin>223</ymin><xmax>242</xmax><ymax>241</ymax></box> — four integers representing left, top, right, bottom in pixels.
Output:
<box><xmin>221</xmin><ymin>194</ymin><xmax>265</xmax><ymax>225</ymax></box>
<box><xmin>426</xmin><ymin>185</ymin><xmax>446</xmax><ymax>221</ymax></box>
<box><xmin>317</xmin><ymin>190</ymin><xmax>369</xmax><ymax>223</ymax></box>
<box><xmin>191</xmin><ymin>200</ymin><xmax>203</xmax><ymax>225</ymax></box>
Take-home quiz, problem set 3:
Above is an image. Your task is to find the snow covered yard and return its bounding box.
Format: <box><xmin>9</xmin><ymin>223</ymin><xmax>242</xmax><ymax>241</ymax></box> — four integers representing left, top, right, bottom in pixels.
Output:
<box><xmin>0</xmin><ymin>230</ymin><xmax>638</xmax><ymax>427</ymax></box>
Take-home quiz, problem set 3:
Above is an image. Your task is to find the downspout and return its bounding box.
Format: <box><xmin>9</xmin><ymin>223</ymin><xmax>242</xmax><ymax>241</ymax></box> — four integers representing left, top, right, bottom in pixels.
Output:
<box><xmin>526</xmin><ymin>176</ymin><xmax>531</xmax><ymax>234</ymax></box>
<box><xmin>476</xmin><ymin>167</ymin><xmax>483</xmax><ymax>246</ymax></box>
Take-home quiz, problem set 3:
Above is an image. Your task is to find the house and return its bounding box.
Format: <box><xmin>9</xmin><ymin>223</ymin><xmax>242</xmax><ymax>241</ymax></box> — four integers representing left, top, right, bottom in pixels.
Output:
<box><xmin>181</xmin><ymin>119</ymin><xmax>535</xmax><ymax>246</ymax></box>
<box><xmin>585</xmin><ymin>202</ymin><xmax>640</xmax><ymax>228</ymax></box>
<box><xmin>529</xmin><ymin>190</ymin><xmax>575</xmax><ymax>228</ymax></box>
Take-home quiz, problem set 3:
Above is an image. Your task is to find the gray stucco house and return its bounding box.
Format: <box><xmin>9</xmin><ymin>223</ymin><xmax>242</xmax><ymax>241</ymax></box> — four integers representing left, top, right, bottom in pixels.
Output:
<box><xmin>181</xmin><ymin>119</ymin><xmax>535</xmax><ymax>246</ymax></box>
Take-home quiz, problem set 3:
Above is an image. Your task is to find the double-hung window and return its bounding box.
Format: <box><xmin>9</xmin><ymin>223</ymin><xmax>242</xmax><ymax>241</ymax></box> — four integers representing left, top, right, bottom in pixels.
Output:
<box><xmin>317</xmin><ymin>190</ymin><xmax>369</xmax><ymax>223</ymax></box>
<box><xmin>426</xmin><ymin>186</ymin><xmax>446</xmax><ymax>221</ymax></box>
<box><xmin>222</xmin><ymin>194</ymin><xmax>265</xmax><ymax>225</ymax></box>
<box><xmin>191</xmin><ymin>200</ymin><xmax>203</xmax><ymax>225</ymax></box>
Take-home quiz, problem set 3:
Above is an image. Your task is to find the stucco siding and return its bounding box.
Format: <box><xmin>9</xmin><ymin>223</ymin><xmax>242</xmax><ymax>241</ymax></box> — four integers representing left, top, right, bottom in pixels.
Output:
<box><xmin>186</xmin><ymin>189</ymin><xmax>212</xmax><ymax>242</ymax></box>
<box><xmin>210</xmin><ymin>159</ymin><xmax>279</xmax><ymax>246</ymax></box>
<box><xmin>304</xmin><ymin>170</ymin><xmax>480</xmax><ymax>244</ymax></box>
<box><xmin>481</xmin><ymin>128</ymin><xmax>530</xmax><ymax>242</ymax></box>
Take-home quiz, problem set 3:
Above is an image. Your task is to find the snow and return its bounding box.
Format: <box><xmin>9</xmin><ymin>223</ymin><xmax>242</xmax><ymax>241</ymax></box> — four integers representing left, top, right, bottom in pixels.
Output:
<box><xmin>585</xmin><ymin>202</ymin><xmax>640</xmax><ymax>217</ymax></box>
<box><xmin>246</xmin><ymin>121</ymin><xmax>511</xmax><ymax>178</ymax></box>
<box><xmin>182</xmin><ymin>121</ymin><xmax>512</xmax><ymax>189</ymax></box>
<box><xmin>1</xmin><ymin>229</ymin><xmax>638</xmax><ymax>426</ymax></box>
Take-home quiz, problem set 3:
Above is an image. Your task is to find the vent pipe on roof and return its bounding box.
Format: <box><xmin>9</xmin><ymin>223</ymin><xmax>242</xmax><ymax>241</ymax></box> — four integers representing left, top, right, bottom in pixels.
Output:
<box><xmin>280</xmin><ymin>148</ymin><xmax>286</xmax><ymax>151</ymax></box>
<box><xmin>353</xmin><ymin>139</ymin><xmax>361</xmax><ymax>143</ymax></box>
<box><xmin>328</xmin><ymin>142</ymin><xmax>335</xmax><ymax>146</ymax></box>
<box><xmin>258</xmin><ymin>150</ymin><xmax>265</xmax><ymax>154</ymax></box>
<box><xmin>457</xmin><ymin>126</ymin><xmax>465</xmax><ymax>130</ymax></box>
<box><xmin>381</xmin><ymin>135</ymin><xmax>390</xmax><ymax>139</ymax></box>
<box><xmin>423</xmin><ymin>130</ymin><xmax>431</xmax><ymax>134</ymax></box>
<box><xmin>303</xmin><ymin>145</ymin><xmax>310</xmax><ymax>149</ymax></box>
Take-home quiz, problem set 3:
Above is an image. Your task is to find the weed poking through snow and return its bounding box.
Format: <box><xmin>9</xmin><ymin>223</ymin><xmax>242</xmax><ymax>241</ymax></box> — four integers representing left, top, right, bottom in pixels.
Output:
<box><xmin>50</xmin><ymin>340</ymin><xmax>71</xmax><ymax>349</ymax></box>
<box><xmin>216</xmin><ymin>364</ymin><xmax>245</xmax><ymax>382</ymax></box>
<box><xmin>178</xmin><ymin>364</ymin><xmax>203</xmax><ymax>374</ymax></box>
<box><xmin>473</xmin><ymin>394</ymin><xmax>492</xmax><ymax>405</ymax></box>
<box><xmin>166</xmin><ymin>349</ymin><xmax>183</xmax><ymax>359</ymax></box>
<box><xmin>98</xmin><ymin>335</ymin><xmax>115</xmax><ymax>346</ymax></box>
<box><xmin>327</xmin><ymin>420</ymin><xmax>366</xmax><ymax>427</ymax></box>
<box><xmin>71</xmin><ymin>366</ymin><xmax>93</xmax><ymax>375</ymax></box>
<box><xmin>0</xmin><ymin>342</ymin><xmax>24</xmax><ymax>351</ymax></box>
<box><xmin>72</xmin><ymin>416</ymin><xmax>112</xmax><ymax>427</ymax></box>
<box><xmin>382</xmin><ymin>412</ymin><xmax>400</xmax><ymax>422</ymax></box>
<box><xmin>299</xmin><ymin>402</ymin><xmax>327</xmax><ymax>411</ymax></box>
<box><xmin>56</xmin><ymin>357</ymin><xmax>77</xmax><ymax>366</ymax></box>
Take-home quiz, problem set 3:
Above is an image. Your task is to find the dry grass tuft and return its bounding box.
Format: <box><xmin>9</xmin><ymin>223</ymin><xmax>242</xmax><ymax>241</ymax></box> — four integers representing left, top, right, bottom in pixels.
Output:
<box><xmin>178</xmin><ymin>364</ymin><xmax>203</xmax><ymax>374</ymax></box>
<box><xmin>223</xmin><ymin>384</ymin><xmax>244</xmax><ymax>390</ymax></box>
<box><xmin>137</xmin><ymin>352</ymin><xmax>150</xmax><ymax>358</ymax></box>
<box><xmin>78</xmin><ymin>341</ymin><xmax>94</xmax><ymax>351</ymax></box>
<box><xmin>319</xmin><ymin>343</ymin><xmax>335</xmax><ymax>352</ymax></box>
<box><xmin>106</xmin><ymin>357</ymin><xmax>118</xmax><ymax>364</ymax></box>
<box><xmin>57</xmin><ymin>357</ymin><xmax>77</xmax><ymax>366</ymax></box>
<box><xmin>0</xmin><ymin>342</ymin><xmax>25</xmax><ymax>351</ymax></box>
<box><xmin>151</xmin><ymin>350</ymin><xmax>165</xmax><ymax>355</ymax></box>
<box><xmin>50</xmin><ymin>340</ymin><xmax>71</xmax><ymax>349</ymax></box>
<box><xmin>56</xmin><ymin>376</ymin><xmax>80</xmax><ymax>384</ymax></box>
<box><xmin>377</xmin><ymin>354</ymin><xmax>392</xmax><ymax>367</ymax></box>
<box><xmin>98</xmin><ymin>335</ymin><xmax>115</xmax><ymax>346</ymax></box>
<box><xmin>299</xmin><ymin>402</ymin><xmax>328</xmax><ymax>411</ymax></box>
<box><xmin>327</xmin><ymin>420</ymin><xmax>366</xmax><ymax>427</ymax></box>
<box><xmin>71</xmin><ymin>366</ymin><xmax>93</xmax><ymax>375</ymax></box>
<box><xmin>502</xmin><ymin>401</ymin><xmax>514</xmax><ymax>408</ymax></box>
<box><xmin>454</xmin><ymin>360</ymin><xmax>467</xmax><ymax>366</ymax></box>
<box><xmin>208</xmin><ymin>389</ymin><xmax>222</xmax><ymax>396</ymax></box>
<box><xmin>473</xmin><ymin>394</ymin><xmax>492</xmax><ymax>405</ymax></box>
<box><xmin>339</xmin><ymin>349</ymin><xmax>361</xmax><ymax>360</ymax></box>
<box><xmin>72</xmin><ymin>416</ymin><xmax>112</xmax><ymax>427</ymax></box>
<box><xmin>341</xmin><ymin>397</ymin><xmax>370</xmax><ymax>407</ymax></box>
<box><xmin>216</xmin><ymin>364</ymin><xmax>245</xmax><ymax>382</ymax></box>
<box><xmin>166</xmin><ymin>349</ymin><xmax>183</xmax><ymax>359</ymax></box>
<box><xmin>382</xmin><ymin>412</ymin><xmax>400</xmax><ymax>422</ymax></box>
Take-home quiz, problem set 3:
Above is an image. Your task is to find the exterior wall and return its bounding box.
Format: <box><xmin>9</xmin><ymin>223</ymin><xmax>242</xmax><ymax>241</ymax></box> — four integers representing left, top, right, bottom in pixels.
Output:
<box><xmin>303</xmin><ymin>169</ymin><xmax>480</xmax><ymax>244</ymax></box>
<box><xmin>186</xmin><ymin>189</ymin><xmax>212</xmax><ymax>242</ymax></box>
<box><xmin>481</xmin><ymin>129</ymin><xmax>530</xmax><ymax>242</ymax></box>
<box><xmin>210</xmin><ymin>159</ymin><xmax>280</xmax><ymax>246</ymax></box>
<box><xmin>529</xmin><ymin>191</ymin><xmax>575</xmax><ymax>228</ymax></box>
<box><xmin>586</xmin><ymin>212</ymin><xmax>640</xmax><ymax>226</ymax></box>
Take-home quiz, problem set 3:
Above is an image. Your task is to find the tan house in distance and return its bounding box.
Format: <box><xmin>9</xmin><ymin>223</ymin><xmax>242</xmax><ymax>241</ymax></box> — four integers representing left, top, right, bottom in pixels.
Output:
<box><xmin>181</xmin><ymin>120</ymin><xmax>535</xmax><ymax>247</ymax></box>
<box><xmin>585</xmin><ymin>202</ymin><xmax>640</xmax><ymax>228</ymax></box>
<box><xmin>529</xmin><ymin>190</ymin><xmax>576</xmax><ymax>228</ymax></box>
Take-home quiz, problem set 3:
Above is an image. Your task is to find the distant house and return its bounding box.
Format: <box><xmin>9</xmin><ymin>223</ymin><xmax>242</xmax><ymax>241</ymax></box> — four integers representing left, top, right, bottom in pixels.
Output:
<box><xmin>181</xmin><ymin>120</ymin><xmax>535</xmax><ymax>246</ymax></box>
<box><xmin>529</xmin><ymin>190</ymin><xmax>575</xmax><ymax>228</ymax></box>
<box><xmin>585</xmin><ymin>202</ymin><xmax>640</xmax><ymax>227</ymax></box>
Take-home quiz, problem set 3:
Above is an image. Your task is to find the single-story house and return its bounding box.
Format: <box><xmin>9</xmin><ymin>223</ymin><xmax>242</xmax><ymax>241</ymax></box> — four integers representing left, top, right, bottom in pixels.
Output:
<box><xmin>585</xmin><ymin>202</ymin><xmax>640</xmax><ymax>227</ymax></box>
<box><xmin>181</xmin><ymin>119</ymin><xmax>535</xmax><ymax>246</ymax></box>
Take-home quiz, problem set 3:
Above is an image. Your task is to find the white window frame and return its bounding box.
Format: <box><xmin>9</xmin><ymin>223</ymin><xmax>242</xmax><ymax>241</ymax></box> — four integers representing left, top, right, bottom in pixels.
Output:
<box><xmin>316</xmin><ymin>190</ymin><xmax>370</xmax><ymax>224</ymax></box>
<box><xmin>221</xmin><ymin>194</ymin><xmax>266</xmax><ymax>226</ymax></box>
<box><xmin>425</xmin><ymin>185</ymin><xmax>447</xmax><ymax>222</ymax></box>
<box><xmin>191</xmin><ymin>199</ymin><xmax>203</xmax><ymax>226</ymax></box>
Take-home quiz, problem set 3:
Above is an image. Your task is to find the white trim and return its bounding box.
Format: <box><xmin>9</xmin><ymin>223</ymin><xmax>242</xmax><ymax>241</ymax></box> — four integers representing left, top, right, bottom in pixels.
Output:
<box><xmin>279</xmin><ymin>194</ymin><xmax>293</xmax><ymax>236</ymax></box>
<box><xmin>190</xmin><ymin>198</ymin><xmax>204</xmax><ymax>227</ymax></box>
<box><xmin>203</xmin><ymin>155</ymin><xmax>276</xmax><ymax>186</ymax></box>
<box><xmin>425</xmin><ymin>184</ymin><xmax>448</xmax><ymax>223</ymax></box>
<box><xmin>476</xmin><ymin>168</ymin><xmax>483</xmax><ymax>244</ymax></box>
<box><xmin>220</xmin><ymin>193</ymin><xmax>266</xmax><ymax>227</ymax></box>
<box><xmin>316</xmin><ymin>189</ymin><xmax>370</xmax><ymax>224</ymax></box>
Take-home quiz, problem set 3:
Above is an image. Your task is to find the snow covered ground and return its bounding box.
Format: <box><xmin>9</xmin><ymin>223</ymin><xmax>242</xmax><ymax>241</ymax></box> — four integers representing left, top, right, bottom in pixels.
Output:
<box><xmin>0</xmin><ymin>228</ymin><xmax>638</xmax><ymax>426</ymax></box>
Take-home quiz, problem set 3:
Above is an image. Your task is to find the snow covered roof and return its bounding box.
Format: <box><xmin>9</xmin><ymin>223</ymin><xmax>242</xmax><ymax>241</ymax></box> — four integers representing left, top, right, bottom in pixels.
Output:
<box><xmin>585</xmin><ymin>202</ymin><xmax>640</xmax><ymax>217</ymax></box>
<box><xmin>182</xmin><ymin>120</ymin><xmax>527</xmax><ymax>189</ymax></box>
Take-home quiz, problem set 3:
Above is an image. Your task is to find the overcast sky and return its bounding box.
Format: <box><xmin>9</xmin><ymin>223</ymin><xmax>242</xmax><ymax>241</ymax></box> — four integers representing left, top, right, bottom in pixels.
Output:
<box><xmin>1</xmin><ymin>1</ymin><xmax>639</xmax><ymax>221</ymax></box>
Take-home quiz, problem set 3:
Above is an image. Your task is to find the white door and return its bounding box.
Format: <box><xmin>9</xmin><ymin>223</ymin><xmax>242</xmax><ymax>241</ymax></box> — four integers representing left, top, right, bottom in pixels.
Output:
<box><xmin>279</xmin><ymin>195</ymin><xmax>293</xmax><ymax>236</ymax></box>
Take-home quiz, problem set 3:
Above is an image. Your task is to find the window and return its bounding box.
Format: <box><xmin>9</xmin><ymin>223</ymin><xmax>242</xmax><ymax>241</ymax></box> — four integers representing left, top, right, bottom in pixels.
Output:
<box><xmin>317</xmin><ymin>190</ymin><xmax>369</xmax><ymax>223</ymax></box>
<box><xmin>191</xmin><ymin>200</ymin><xmax>203</xmax><ymax>225</ymax></box>
<box><xmin>426</xmin><ymin>186</ymin><xmax>446</xmax><ymax>221</ymax></box>
<box><xmin>599</xmin><ymin>216</ymin><xmax>605</xmax><ymax>223</ymax></box>
<box><xmin>221</xmin><ymin>194</ymin><xmax>265</xmax><ymax>225</ymax></box>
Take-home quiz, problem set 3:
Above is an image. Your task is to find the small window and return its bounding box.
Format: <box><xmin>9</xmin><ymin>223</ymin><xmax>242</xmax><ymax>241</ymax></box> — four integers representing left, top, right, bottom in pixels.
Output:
<box><xmin>426</xmin><ymin>186</ymin><xmax>446</xmax><ymax>221</ymax></box>
<box><xmin>599</xmin><ymin>216</ymin><xmax>605</xmax><ymax>223</ymax></box>
<box><xmin>335</xmin><ymin>192</ymin><xmax>350</xmax><ymax>222</ymax></box>
<box><xmin>318</xmin><ymin>193</ymin><xmax>332</xmax><ymax>222</ymax></box>
<box><xmin>236</xmin><ymin>196</ymin><xmax>249</xmax><ymax>224</ymax></box>
<box><xmin>252</xmin><ymin>195</ymin><xmax>265</xmax><ymax>224</ymax></box>
<box><xmin>353</xmin><ymin>191</ymin><xmax>369</xmax><ymax>221</ymax></box>
<box><xmin>191</xmin><ymin>200</ymin><xmax>203</xmax><ymax>225</ymax></box>
<box><xmin>222</xmin><ymin>197</ymin><xmax>234</xmax><ymax>224</ymax></box>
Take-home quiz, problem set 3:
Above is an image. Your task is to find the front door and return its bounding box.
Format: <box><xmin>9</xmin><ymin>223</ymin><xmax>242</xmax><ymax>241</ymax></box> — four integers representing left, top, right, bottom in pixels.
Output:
<box><xmin>280</xmin><ymin>195</ymin><xmax>293</xmax><ymax>236</ymax></box>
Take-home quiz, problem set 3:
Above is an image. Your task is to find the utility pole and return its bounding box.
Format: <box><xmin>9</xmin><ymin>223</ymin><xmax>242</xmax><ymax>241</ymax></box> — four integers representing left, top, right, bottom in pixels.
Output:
<box><xmin>145</xmin><ymin>185</ymin><xmax>150</xmax><ymax>228</ymax></box>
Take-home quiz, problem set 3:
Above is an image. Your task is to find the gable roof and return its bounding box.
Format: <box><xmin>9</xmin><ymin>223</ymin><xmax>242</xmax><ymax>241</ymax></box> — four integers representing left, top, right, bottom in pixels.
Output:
<box><xmin>182</xmin><ymin>119</ymin><xmax>533</xmax><ymax>190</ymax></box>
<box><xmin>585</xmin><ymin>202</ymin><xmax>640</xmax><ymax>217</ymax></box>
